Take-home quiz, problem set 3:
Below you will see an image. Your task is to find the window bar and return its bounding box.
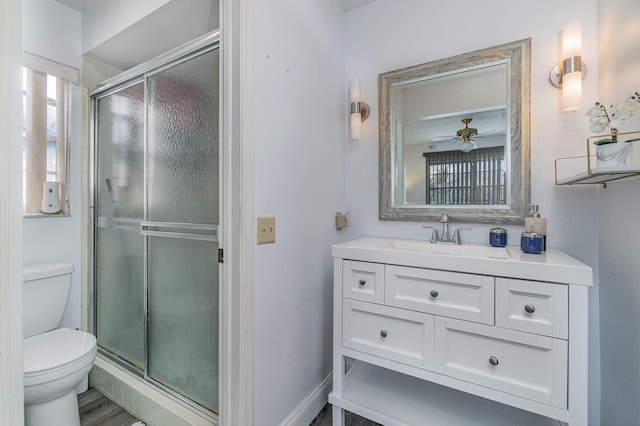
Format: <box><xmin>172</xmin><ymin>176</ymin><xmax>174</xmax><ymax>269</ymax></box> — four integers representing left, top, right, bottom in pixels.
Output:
<box><xmin>464</xmin><ymin>155</ymin><xmax>469</xmax><ymax>205</ymax></box>
<box><xmin>452</xmin><ymin>152</ymin><xmax>457</xmax><ymax>204</ymax></box>
<box><xmin>485</xmin><ymin>150</ymin><xmax>489</xmax><ymax>204</ymax></box>
<box><xmin>496</xmin><ymin>150</ymin><xmax>499</xmax><ymax>204</ymax></box>
<box><xmin>451</xmin><ymin>152</ymin><xmax>456</xmax><ymax>204</ymax></box>
<box><xmin>468</xmin><ymin>155</ymin><xmax>472</xmax><ymax>205</ymax></box>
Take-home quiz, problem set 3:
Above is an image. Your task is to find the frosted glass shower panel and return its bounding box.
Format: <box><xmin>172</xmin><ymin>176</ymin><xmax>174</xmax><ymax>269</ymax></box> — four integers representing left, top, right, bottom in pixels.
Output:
<box><xmin>93</xmin><ymin>42</ymin><xmax>221</xmax><ymax>415</ymax></box>
<box><xmin>147</xmin><ymin>50</ymin><xmax>219</xmax><ymax>225</ymax></box>
<box><xmin>146</xmin><ymin>48</ymin><xmax>220</xmax><ymax>413</ymax></box>
<box><xmin>147</xmin><ymin>237</ymin><xmax>219</xmax><ymax>412</ymax></box>
<box><xmin>95</xmin><ymin>81</ymin><xmax>146</xmax><ymax>368</ymax></box>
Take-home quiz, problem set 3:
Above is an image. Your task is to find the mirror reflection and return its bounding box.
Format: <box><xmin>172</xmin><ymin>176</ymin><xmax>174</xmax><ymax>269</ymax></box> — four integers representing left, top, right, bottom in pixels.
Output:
<box><xmin>380</xmin><ymin>39</ymin><xmax>530</xmax><ymax>224</ymax></box>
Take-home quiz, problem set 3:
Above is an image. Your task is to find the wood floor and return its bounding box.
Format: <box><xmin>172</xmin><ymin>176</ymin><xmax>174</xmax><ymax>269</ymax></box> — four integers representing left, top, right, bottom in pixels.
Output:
<box><xmin>78</xmin><ymin>388</ymin><xmax>142</xmax><ymax>426</ymax></box>
<box><xmin>78</xmin><ymin>388</ymin><xmax>375</xmax><ymax>426</ymax></box>
<box><xmin>310</xmin><ymin>404</ymin><xmax>380</xmax><ymax>426</ymax></box>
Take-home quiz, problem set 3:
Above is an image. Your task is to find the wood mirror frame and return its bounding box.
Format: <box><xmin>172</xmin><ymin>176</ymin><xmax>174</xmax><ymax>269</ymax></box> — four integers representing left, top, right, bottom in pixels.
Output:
<box><xmin>379</xmin><ymin>39</ymin><xmax>531</xmax><ymax>224</ymax></box>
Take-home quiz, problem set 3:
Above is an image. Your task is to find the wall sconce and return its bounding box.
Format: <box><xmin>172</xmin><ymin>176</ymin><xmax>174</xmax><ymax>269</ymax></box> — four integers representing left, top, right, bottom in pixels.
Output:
<box><xmin>350</xmin><ymin>78</ymin><xmax>370</xmax><ymax>140</ymax></box>
<box><xmin>549</xmin><ymin>21</ymin><xmax>587</xmax><ymax>111</ymax></box>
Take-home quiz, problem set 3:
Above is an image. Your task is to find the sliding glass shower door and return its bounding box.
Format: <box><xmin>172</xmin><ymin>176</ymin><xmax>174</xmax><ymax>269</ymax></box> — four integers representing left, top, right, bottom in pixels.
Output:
<box><xmin>94</xmin><ymin>42</ymin><xmax>219</xmax><ymax>413</ymax></box>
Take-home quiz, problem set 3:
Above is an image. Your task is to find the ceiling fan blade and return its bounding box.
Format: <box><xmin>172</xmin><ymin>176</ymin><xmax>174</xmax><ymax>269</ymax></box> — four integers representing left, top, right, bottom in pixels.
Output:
<box><xmin>428</xmin><ymin>139</ymin><xmax>459</xmax><ymax>149</ymax></box>
<box><xmin>473</xmin><ymin>129</ymin><xmax>506</xmax><ymax>138</ymax></box>
<box><xmin>431</xmin><ymin>135</ymin><xmax>457</xmax><ymax>142</ymax></box>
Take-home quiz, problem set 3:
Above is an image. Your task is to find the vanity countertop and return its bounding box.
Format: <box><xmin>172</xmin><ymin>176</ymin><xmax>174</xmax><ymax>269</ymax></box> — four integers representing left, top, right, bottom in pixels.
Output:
<box><xmin>333</xmin><ymin>237</ymin><xmax>593</xmax><ymax>286</ymax></box>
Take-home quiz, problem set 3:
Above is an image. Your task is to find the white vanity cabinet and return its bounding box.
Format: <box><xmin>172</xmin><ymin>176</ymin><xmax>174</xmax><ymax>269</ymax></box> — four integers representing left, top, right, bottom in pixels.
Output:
<box><xmin>329</xmin><ymin>238</ymin><xmax>592</xmax><ymax>426</ymax></box>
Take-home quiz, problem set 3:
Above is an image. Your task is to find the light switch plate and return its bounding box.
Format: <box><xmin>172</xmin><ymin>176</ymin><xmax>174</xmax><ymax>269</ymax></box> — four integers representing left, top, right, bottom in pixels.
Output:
<box><xmin>257</xmin><ymin>216</ymin><xmax>276</xmax><ymax>244</ymax></box>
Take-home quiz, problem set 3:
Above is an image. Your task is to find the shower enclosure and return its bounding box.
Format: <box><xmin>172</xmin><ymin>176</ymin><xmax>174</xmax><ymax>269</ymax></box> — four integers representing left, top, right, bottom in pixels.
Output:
<box><xmin>91</xmin><ymin>36</ymin><xmax>220</xmax><ymax>415</ymax></box>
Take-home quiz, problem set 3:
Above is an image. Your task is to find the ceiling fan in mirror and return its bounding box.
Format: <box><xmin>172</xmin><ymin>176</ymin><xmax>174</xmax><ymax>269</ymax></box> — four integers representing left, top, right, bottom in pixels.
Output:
<box><xmin>429</xmin><ymin>118</ymin><xmax>505</xmax><ymax>153</ymax></box>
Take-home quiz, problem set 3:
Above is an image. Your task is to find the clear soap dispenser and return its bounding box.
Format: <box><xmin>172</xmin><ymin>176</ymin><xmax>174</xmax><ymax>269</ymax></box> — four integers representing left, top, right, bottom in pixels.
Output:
<box><xmin>524</xmin><ymin>205</ymin><xmax>547</xmax><ymax>251</ymax></box>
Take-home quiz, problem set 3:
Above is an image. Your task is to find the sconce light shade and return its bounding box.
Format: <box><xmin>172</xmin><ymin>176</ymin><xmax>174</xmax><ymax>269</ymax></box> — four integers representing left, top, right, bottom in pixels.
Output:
<box><xmin>350</xmin><ymin>77</ymin><xmax>361</xmax><ymax>102</ymax></box>
<box><xmin>562</xmin><ymin>21</ymin><xmax>582</xmax><ymax>58</ymax></box>
<box><xmin>549</xmin><ymin>21</ymin><xmax>587</xmax><ymax>112</ymax></box>
<box><xmin>562</xmin><ymin>69</ymin><xmax>582</xmax><ymax>112</ymax></box>
<box><xmin>561</xmin><ymin>22</ymin><xmax>582</xmax><ymax>111</ymax></box>
<box><xmin>349</xmin><ymin>78</ymin><xmax>370</xmax><ymax>140</ymax></box>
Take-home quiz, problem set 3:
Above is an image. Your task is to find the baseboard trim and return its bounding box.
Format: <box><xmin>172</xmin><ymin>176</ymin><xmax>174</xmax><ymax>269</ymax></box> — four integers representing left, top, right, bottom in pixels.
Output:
<box><xmin>281</xmin><ymin>373</ymin><xmax>332</xmax><ymax>426</ymax></box>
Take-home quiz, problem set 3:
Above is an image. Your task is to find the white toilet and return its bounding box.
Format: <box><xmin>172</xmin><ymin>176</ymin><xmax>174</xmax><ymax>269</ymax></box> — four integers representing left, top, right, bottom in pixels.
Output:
<box><xmin>23</xmin><ymin>262</ymin><xmax>97</xmax><ymax>426</ymax></box>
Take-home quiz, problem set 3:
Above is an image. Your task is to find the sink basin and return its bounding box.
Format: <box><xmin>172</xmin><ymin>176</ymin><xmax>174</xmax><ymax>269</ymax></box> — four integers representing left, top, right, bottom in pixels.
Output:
<box><xmin>379</xmin><ymin>240</ymin><xmax>514</xmax><ymax>260</ymax></box>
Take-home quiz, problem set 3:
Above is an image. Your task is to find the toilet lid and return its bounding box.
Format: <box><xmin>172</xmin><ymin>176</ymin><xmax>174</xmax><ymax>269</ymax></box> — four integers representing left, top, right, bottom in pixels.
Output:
<box><xmin>24</xmin><ymin>328</ymin><xmax>96</xmax><ymax>374</ymax></box>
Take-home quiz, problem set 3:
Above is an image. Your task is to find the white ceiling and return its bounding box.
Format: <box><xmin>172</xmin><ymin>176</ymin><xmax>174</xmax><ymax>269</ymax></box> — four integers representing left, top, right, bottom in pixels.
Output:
<box><xmin>50</xmin><ymin>0</ymin><xmax>377</xmax><ymax>69</ymax></box>
<box><xmin>53</xmin><ymin>0</ymin><xmax>99</xmax><ymax>12</ymax></box>
<box><xmin>336</xmin><ymin>0</ymin><xmax>380</xmax><ymax>12</ymax></box>
<box><xmin>55</xmin><ymin>0</ymin><xmax>381</xmax><ymax>13</ymax></box>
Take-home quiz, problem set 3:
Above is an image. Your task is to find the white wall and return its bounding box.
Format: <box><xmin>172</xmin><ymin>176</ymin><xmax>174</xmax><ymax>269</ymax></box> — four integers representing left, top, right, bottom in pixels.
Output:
<box><xmin>80</xmin><ymin>0</ymin><xmax>172</xmax><ymax>54</ymax></box>
<box><xmin>23</xmin><ymin>0</ymin><xmax>83</xmax><ymax>332</ymax></box>
<box><xmin>252</xmin><ymin>1</ymin><xmax>347</xmax><ymax>424</ymax></box>
<box><xmin>597</xmin><ymin>1</ymin><xmax>640</xmax><ymax>424</ymax></box>
<box><xmin>344</xmin><ymin>0</ymin><xmax>602</xmax><ymax>423</ymax></box>
<box><xmin>82</xmin><ymin>0</ymin><xmax>218</xmax><ymax>70</ymax></box>
<box><xmin>24</xmin><ymin>0</ymin><xmax>81</xmax><ymax>68</ymax></box>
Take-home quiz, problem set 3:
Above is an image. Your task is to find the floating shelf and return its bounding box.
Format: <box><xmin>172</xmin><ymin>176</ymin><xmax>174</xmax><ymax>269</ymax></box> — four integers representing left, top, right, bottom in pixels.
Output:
<box><xmin>555</xmin><ymin>130</ymin><xmax>640</xmax><ymax>186</ymax></box>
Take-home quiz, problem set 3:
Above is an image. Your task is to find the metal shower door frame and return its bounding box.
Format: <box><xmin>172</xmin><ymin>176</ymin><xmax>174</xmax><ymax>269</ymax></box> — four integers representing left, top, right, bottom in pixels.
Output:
<box><xmin>89</xmin><ymin>30</ymin><xmax>221</xmax><ymax>421</ymax></box>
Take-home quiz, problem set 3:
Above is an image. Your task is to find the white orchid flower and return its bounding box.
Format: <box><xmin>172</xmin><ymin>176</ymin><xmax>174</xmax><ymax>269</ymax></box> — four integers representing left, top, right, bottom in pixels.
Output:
<box><xmin>620</xmin><ymin>97</ymin><xmax>640</xmax><ymax>115</ymax></box>
<box><xmin>608</xmin><ymin>118</ymin><xmax>623</xmax><ymax>128</ymax></box>
<box><xmin>589</xmin><ymin>123</ymin><xmax>608</xmax><ymax>133</ymax></box>
<box><xmin>585</xmin><ymin>103</ymin><xmax>602</xmax><ymax>116</ymax></box>
<box><xmin>586</xmin><ymin>92</ymin><xmax>639</xmax><ymax>135</ymax></box>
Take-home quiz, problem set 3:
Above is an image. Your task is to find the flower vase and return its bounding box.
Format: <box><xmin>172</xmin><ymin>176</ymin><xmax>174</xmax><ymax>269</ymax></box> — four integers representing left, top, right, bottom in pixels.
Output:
<box><xmin>596</xmin><ymin>143</ymin><xmax>633</xmax><ymax>168</ymax></box>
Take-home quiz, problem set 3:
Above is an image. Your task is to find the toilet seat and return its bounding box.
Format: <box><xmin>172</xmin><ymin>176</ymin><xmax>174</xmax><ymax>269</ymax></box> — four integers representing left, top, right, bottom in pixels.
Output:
<box><xmin>24</xmin><ymin>328</ymin><xmax>97</xmax><ymax>386</ymax></box>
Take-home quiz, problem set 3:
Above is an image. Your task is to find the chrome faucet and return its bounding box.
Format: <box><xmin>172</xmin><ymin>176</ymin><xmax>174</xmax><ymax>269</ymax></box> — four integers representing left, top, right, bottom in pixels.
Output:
<box><xmin>422</xmin><ymin>212</ymin><xmax>471</xmax><ymax>245</ymax></box>
<box><xmin>440</xmin><ymin>212</ymin><xmax>450</xmax><ymax>240</ymax></box>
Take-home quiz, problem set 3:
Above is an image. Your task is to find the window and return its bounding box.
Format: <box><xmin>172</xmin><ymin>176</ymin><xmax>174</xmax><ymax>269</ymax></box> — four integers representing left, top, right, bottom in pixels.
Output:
<box><xmin>22</xmin><ymin>53</ymin><xmax>77</xmax><ymax>216</ymax></box>
<box><xmin>423</xmin><ymin>147</ymin><xmax>506</xmax><ymax>205</ymax></box>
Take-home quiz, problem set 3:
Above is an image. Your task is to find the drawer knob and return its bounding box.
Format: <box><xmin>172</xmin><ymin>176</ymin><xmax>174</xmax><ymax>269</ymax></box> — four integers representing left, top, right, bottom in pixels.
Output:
<box><xmin>380</xmin><ymin>330</ymin><xmax>388</xmax><ymax>338</ymax></box>
<box><xmin>524</xmin><ymin>304</ymin><xmax>536</xmax><ymax>314</ymax></box>
<box><xmin>430</xmin><ymin>290</ymin><xmax>439</xmax><ymax>298</ymax></box>
<box><xmin>358</xmin><ymin>279</ymin><xmax>366</xmax><ymax>286</ymax></box>
<box><xmin>489</xmin><ymin>356</ymin><xmax>499</xmax><ymax>366</ymax></box>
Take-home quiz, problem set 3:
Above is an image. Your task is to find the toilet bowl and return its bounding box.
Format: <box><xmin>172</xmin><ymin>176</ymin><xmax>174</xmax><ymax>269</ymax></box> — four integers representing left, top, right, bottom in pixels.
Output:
<box><xmin>23</xmin><ymin>263</ymin><xmax>97</xmax><ymax>426</ymax></box>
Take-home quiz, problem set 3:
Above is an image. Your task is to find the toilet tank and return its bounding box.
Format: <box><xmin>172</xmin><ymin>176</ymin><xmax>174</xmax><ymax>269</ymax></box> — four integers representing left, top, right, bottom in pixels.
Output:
<box><xmin>23</xmin><ymin>262</ymin><xmax>74</xmax><ymax>338</ymax></box>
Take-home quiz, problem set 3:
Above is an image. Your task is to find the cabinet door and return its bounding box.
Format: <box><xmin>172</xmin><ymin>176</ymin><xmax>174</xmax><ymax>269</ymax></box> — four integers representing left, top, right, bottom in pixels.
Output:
<box><xmin>343</xmin><ymin>300</ymin><xmax>434</xmax><ymax>370</ymax></box>
<box><xmin>343</xmin><ymin>260</ymin><xmax>385</xmax><ymax>304</ymax></box>
<box><xmin>385</xmin><ymin>266</ymin><xmax>494</xmax><ymax>324</ymax></box>
<box><xmin>495</xmin><ymin>278</ymin><xmax>568</xmax><ymax>339</ymax></box>
<box><xmin>434</xmin><ymin>317</ymin><xmax>567</xmax><ymax>409</ymax></box>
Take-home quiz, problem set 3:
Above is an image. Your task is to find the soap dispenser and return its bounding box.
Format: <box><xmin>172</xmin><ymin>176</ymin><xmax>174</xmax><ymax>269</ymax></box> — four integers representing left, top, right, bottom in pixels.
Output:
<box><xmin>524</xmin><ymin>205</ymin><xmax>546</xmax><ymax>251</ymax></box>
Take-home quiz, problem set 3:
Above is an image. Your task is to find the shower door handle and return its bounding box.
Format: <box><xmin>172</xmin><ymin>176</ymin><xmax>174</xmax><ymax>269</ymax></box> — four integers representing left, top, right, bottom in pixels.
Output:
<box><xmin>97</xmin><ymin>217</ymin><xmax>142</xmax><ymax>231</ymax></box>
<box><xmin>140</xmin><ymin>221</ymin><xmax>218</xmax><ymax>242</ymax></box>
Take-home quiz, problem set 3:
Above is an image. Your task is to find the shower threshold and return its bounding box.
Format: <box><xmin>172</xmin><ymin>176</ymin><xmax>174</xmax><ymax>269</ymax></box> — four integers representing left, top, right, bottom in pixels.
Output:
<box><xmin>90</xmin><ymin>355</ymin><xmax>218</xmax><ymax>426</ymax></box>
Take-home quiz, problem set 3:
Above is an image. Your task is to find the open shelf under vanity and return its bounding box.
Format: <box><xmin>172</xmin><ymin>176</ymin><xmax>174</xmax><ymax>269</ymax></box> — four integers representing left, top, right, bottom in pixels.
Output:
<box><xmin>330</xmin><ymin>360</ymin><xmax>560</xmax><ymax>426</ymax></box>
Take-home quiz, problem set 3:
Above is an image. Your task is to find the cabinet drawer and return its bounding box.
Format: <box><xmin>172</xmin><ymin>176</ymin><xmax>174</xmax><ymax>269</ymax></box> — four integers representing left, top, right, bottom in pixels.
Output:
<box><xmin>343</xmin><ymin>300</ymin><xmax>434</xmax><ymax>370</ymax></box>
<box><xmin>385</xmin><ymin>266</ymin><xmax>494</xmax><ymax>324</ymax></box>
<box><xmin>495</xmin><ymin>278</ymin><xmax>568</xmax><ymax>339</ymax></box>
<box><xmin>342</xmin><ymin>260</ymin><xmax>385</xmax><ymax>304</ymax></box>
<box><xmin>434</xmin><ymin>317</ymin><xmax>567</xmax><ymax>409</ymax></box>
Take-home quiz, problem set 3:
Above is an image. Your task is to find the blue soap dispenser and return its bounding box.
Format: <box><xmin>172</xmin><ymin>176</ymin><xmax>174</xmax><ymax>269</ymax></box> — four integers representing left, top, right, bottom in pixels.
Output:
<box><xmin>524</xmin><ymin>205</ymin><xmax>547</xmax><ymax>251</ymax></box>
<box><xmin>521</xmin><ymin>224</ymin><xmax>544</xmax><ymax>254</ymax></box>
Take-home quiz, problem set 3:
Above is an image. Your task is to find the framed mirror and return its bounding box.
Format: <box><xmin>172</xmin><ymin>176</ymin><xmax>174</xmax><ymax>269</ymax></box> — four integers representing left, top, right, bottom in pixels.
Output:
<box><xmin>379</xmin><ymin>39</ymin><xmax>530</xmax><ymax>224</ymax></box>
